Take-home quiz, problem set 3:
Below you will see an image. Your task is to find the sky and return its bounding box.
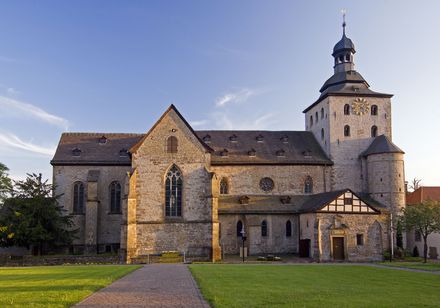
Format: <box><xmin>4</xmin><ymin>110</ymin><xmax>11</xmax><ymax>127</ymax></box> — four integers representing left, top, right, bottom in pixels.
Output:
<box><xmin>0</xmin><ymin>1</ymin><xmax>439</xmax><ymax>186</ymax></box>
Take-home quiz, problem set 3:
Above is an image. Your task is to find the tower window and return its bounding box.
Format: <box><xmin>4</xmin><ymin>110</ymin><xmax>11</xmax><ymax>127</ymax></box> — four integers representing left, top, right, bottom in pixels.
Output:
<box><xmin>315</xmin><ymin>112</ymin><xmax>318</xmax><ymax>123</ymax></box>
<box><xmin>261</xmin><ymin>220</ymin><xmax>268</xmax><ymax>237</ymax></box>
<box><xmin>344</xmin><ymin>104</ymin><xmax>350</xmax><ymax>115</ymax></box>
<box><xmin>321</xmin><ymin>108</ymin><xmax>324</xmax><ymax>119</ymax></box>
<box><xmin>371</xmin><ymin>126</ymin><xmax>378</xmax><ymax>137</ymax></box>
<box><xmin>166</xmin><ymin>136</ymin><xmax>178</xmax><ymax>153</ymax></box>
<box><xmin>310</xmin><ymin>115</ymin><xmax>313</xmax><ymax>127</ymax></box>
<box><xmin>304</xmin><ymin>176</ymin><xmax>313</xmax><ymax>194</ymax></box>
<box><xmin>286</xmin><ymin>220</ymin><xmax>292</xmax><ymax>237</ymax></box>
<box><xmin>344</xmin><ymin>125</ymin><xmax>351</xmax><ymax>137</ymax></box>
<box><xmin>339</xmin><ymin>55</ymin><xmax>344</xmax><ymax>62</ymax></box>
<box><xmin>321</xmin><ymin>128</ymin><xmax>324</xmax><ymax>140</ymax></box>
<box><xmin>371</xmin><ymin>105</ymin><xmax>378</xmax><ymax>115</ymax></box>
<box><xmin>220</xmin><ymin>178</ymin><xmax>229</xmax><ymax>195</ymax></box>
<box><xmin>345</xmin><ymin>54</ymin><xmax>350</xmax><ymax>61</ymax></box>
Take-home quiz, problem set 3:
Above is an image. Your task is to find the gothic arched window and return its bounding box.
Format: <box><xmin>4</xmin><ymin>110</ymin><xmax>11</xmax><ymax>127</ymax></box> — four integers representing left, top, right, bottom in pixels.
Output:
<box><xmin>310</xmin><ymin>115</ymin><xmax>313</xmax><ymax>127</ymax></box>
<box><xmin>261</xmin><ymin>220</ymin><xmax>268</xmax><ymax>237</ymax></box>
<box><xmin>371</xmin><ymin>105</ymin><xmax>378</xmax><ymax>116</ymax></box>
<box><xmin>165</xmin><ymin>165</ymin><xmax>182</xmax><ymax>217</ymax></box>
<box><xmin>286</xmin><ymin>220</ymin><xmax>292</xmax><ymax>237</ymax></box>
<box><xmin>110</xmin><ymin>181</ymin><xmax>122</xmax><ymax>213</ymax></box>
<box><xmin>166</xmin><ymin>136</ymin><xmax>178</xmax><ymax>153</ymax></box>
<box><xmin>344</xmin><ymin>125</ymin><xmax>351</xmax><ymax>137</ymax></box>
<box><xmin>304</xmin><ymin>176</ymin><xmax>313</xmax><ymax>194</ymax></box>
<box><xmin>237</xmin><ymin>220</ymin><xmax>243</xmax><ymax>237</ymax></box>
<box><xmin>371</xmin><ymin>125</ymin><xmax>378</xmax><ymax>138</ymax></box>
<box><xmin>73</xmin><ymin>182</ymin><xmax>84</xmax><ymax>214</ymax></box>
<box><xmin>220</xmin><ymin>178</ymin><xmax>229</xmax><ymax>195</ymax></box>
<box><xmin>344</xmin><ymin>104</ymin><xmax>350</xmax><ymax>115</ymax></box>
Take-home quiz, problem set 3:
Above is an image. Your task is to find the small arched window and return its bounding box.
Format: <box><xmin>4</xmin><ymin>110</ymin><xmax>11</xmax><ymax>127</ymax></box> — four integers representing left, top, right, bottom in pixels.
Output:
<box><xmin>165</xmin><ymin>165</ymin><xmax>182</xmax><ymax>217</ymax></box>
<box><xmin>339</xmin><ymin>55</ymin><xmax>344</xmax><ymax>62</ymax></box>
<box><xmin>237</xmin><ymin>220</ymin><xmax>243</xmax><ymax>237</ymax></box>
<box><xmin>321</xmin><ymin>128</ymin><xmax>324</xmax><ymax>140</ymax></box>
<box><xmin>321</xmin><ymin>108</ymin><xmax>324</xmax><ymax>119</ymax></box>
<box><xmin>309</xmin><ymin>115</ymin><xmax>313</xmax><ymax>127</ymax></box>
<box><xmin>344</xmin><ymin>125</ymin><xmax>351</xmax><ymax>137</ymax></box>
<box><xmin>371</xmin><ymin>105</ymin><xmax>378</xmax><ymax>115</ymax></box>
<box><xmin>110</xmin><ymin>181</ymin><xmax>122</xmax><ymax>213</ymax></box>
<box><xmin>220</xmin><ymin>178</ymin><xmax>229</xmax><ymax>195</ymax></box>
<box><xmin>371</xmin><ymin>125</ymin><xmax>378</xmax><ymax>137</ymax></box>
<box><xmin>304</xmin><ymin>176</ymin><xmax>313</xmax><ymax>194</ymax></box>
<box><xmin>286</xmin><ymin>220</ymin><xmax>292</xmax><ymax>237</ymax></box>
<box><xmin>73</xmin><ymin>182</ymin><xmax>84</xmax><ymax>214</ymax></box>
<box><xmin>345</xmin><ymin>54</ymin><xmax>350</xmax><ymax>61</ymax></box>
<box><xmin>261</xmin><ymin>220</ymin><xmax>268</xmax><ymax>237</ymax></box>
<box><xmin>166</xmin><ymin>136</ymin><xmax>178</xmax><ymax>153</ymax></box>
<box><xmin>315</xmin><ymin>112</ymin><xmax>318</xmax><ymax>123</ymax></box>
<box><xmin>344</xmin><ymin>104</ymin><xmax>350</xmax><ymax>115</ymax></box>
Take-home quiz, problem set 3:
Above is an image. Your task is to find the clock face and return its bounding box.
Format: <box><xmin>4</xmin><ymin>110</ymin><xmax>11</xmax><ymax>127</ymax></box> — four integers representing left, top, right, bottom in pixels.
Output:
<box><xmin>351</xmin><ymin>98</ymin><xmax>370</xmax><ymax>115</ymax></box>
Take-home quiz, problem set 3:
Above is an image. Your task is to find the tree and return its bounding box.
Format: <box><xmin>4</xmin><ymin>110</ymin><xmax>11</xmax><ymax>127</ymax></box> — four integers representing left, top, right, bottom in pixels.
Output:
<box><xmin>400</xmin><ymin>200</ymin><xmax>440</xmax><ymax>262</ymax></box>
<box><xmin>0</xmin><ymin>173</ymin><xmax>76</xmax><ymax>255</ymax></box>
<box><xmin>409</xmin><ymin>177</ymin><xmax>422</xmax><ymax>192</ymax></box>
<box><xmin>0</xmin><ymin>162</ymin><xmax>12</xmax><ymax>206</ymax></box>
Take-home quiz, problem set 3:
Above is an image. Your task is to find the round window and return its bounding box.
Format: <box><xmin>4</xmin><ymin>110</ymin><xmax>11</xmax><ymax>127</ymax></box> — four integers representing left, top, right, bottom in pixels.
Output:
<box><xmin>260</xmin><ymin>177</ymin><xmax>274</xmax><ymax>192</ymax></box>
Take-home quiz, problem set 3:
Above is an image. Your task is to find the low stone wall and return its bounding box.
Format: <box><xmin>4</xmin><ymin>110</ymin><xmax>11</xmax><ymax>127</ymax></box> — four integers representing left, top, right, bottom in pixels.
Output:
<box><xmin>0</xmin><ymin>254</ymin><xmax>120</xmax><ymax>267</ymax></box>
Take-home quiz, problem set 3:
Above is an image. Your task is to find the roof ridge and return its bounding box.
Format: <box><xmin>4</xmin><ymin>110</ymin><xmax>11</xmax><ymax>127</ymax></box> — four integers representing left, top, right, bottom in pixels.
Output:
<box><xmin>62</xmin><ymin>132</ymin><xmax>144</xmax><ymax>136</ymax></box>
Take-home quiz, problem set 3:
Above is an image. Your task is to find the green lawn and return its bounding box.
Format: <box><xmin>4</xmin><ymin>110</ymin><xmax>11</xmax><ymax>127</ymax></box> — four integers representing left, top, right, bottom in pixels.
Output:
<box><xmin>0</xmin><ymin>265</ymin><xmax>141</xmax><ymax>307</ymax></box>
<box><xmin>190</xmin><ymin>264</ymin><xmax>440</xmax><ymax>307</ymax></box>
<box><xmin>379</xmin><ymin>261</ymin><xmax>440</xmax><ymax>271</ymax></box>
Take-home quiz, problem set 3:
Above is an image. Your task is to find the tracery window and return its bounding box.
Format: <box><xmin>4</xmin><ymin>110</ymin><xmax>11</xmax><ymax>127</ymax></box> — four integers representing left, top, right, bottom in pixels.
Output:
<box><xmin>110</xmin><ymin>181</ymin><xmax>122</xmax><ymax>213</ymax></box>
<box><xmin>261</xmin><ymin>220</ymin><xmax>268</xmax><ymax>237</ymax></box>
<box><xmin>304</xmin><ymin>176</ymin><xmax>313</xmax><ymax>194</ymax></box>
<box><xmin>286</xmin><ymin>220</ymin><xmax>292</xmax><ymax>237</ymax></box>
<box><xmin>166</xmin><ymin>136</ymin><xmax>178</xmax><ymax>153</ymax></box>
<box><xmin>220</xmin><ymin>178</ymin><xmax>229</xmax><ymax>195</ymax></box>
<box><xmin>73</xmin><ymin>182</ymin><xmax>84</xmax><ymax>214</ymax></box>
<box><xmin>344</xmin><ymin>104</ymin><xmax>350</xmax><ymax>115</ymax></box>
<box><xmin>165</xmin><ymin>165</ymin><xmax>182</xmax><ymax>217</ymax></box>
<box><xmin>344</xmin><ymin>125</ymin><xmax>351</xmax><ymax>137</ymax></box>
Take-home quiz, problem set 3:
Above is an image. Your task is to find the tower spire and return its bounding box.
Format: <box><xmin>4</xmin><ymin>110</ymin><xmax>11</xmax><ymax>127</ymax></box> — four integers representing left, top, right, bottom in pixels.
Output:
<box><xmin>341</xmin><ymin>9</ymin><xmax>346</xmax><ymax>36</ymax></box>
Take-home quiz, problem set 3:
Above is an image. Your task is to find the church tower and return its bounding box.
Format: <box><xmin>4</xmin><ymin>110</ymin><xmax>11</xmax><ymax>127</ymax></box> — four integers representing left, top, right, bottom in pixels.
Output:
<box><xmin>303</xmin><ymin>17</ymin><xmax>405</xmax><ymax>216</ymax></box>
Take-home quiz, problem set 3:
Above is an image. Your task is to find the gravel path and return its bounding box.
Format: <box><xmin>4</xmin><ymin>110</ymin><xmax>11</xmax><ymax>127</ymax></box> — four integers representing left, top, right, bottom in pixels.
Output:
<box><xmin>75</xmin><ymin>264</ymin><xmax>210</xmax><ymax>307</ymax></box>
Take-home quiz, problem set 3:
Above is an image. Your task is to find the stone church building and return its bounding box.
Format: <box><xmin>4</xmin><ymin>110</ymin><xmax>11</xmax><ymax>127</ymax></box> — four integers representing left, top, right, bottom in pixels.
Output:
<box><xmin>51</xmin><ymin>25</ymin><xmax>406</xmax><ymax>262</ymax></box>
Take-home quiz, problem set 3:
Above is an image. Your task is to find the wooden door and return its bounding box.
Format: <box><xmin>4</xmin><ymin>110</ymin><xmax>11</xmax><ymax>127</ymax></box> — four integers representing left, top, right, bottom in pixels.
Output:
<box><xmin>332</xmin><ymin>237</ymin><xmax>345</xmax><ymax>260</ymax></box>
<box><xmin>299</xmin><ymin>239</ymin><xmax>310</xmax><ymax>258</ymax></box>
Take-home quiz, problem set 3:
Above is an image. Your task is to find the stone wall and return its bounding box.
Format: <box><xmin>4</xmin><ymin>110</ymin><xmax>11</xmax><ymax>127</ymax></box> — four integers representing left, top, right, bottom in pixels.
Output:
<box><xmin>219</xmin><ymin>214</ymin><xmax>298</xmax><ymax>255</ymax></box>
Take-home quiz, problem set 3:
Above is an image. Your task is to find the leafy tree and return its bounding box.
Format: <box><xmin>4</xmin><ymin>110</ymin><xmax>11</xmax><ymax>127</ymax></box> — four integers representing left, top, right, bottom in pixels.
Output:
<box><xmin>0</xmin><ymin>162</ymin><xmax>12</xmax><ymax>206</ymax></box>
<box><xmin>0</xmin><ymin>173</ymin><xmax>76</xmax><ymax>255</ymax></box>
<box><xmin>400</xmin><ymin>200</ymin><xmax>440</xmax><ymax>262</ymax></box>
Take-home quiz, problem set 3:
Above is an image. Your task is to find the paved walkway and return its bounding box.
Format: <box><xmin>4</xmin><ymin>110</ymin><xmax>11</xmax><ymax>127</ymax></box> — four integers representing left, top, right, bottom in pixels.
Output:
<box><xmin>75</xmin><ymin>264</ymin><xmax>210</xmax><ymax>308</ymax></box>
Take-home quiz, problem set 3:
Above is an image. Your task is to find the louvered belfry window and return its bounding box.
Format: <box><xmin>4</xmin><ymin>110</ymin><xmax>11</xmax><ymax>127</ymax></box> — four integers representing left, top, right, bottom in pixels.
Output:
<box><xmin>165</xmin><ymin>165</ymin><xmax>182</xmax><ymax>217</ymax></box>
<box><xmin>167</xmin><ymin>136</ymin><xmax>178</xmax><ymax>153</ymax></box>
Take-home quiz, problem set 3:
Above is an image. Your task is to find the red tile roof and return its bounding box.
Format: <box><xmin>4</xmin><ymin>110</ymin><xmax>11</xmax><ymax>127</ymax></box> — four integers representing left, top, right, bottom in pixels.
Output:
<box><xmin>406</xmin><ymin>187</ymin><xmax>440</xmax><ymax>204</ymax></box>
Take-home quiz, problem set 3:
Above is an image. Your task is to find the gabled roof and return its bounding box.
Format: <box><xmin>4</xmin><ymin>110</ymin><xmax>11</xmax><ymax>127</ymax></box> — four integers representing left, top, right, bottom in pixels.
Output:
<box><xmin>130</xmin><ymin>104</ymin><xmax>213</xmax><ymax>154</ymax></box>
<box><xmin>361</xmin><ymin>135</ymin><xmax>404</xmax><ymax>157</ymax></box>
<box><xmin>195</xmin><ymin>130</ymin><xmax>332</xmax><ymax>166</ymax></box>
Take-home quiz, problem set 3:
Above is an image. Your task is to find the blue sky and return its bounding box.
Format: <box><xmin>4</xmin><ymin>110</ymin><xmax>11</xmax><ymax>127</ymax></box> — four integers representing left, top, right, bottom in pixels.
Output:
<box><xmin>0</xmin><ymin>1</ymin><xmax>439</xmax><ymax>186</ymax></box>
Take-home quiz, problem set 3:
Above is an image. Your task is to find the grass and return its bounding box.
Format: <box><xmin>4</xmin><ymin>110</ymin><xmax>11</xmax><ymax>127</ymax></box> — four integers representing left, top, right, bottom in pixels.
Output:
<box><xmin>379</xmin><ymin>261</ymin><xmax>440</xmax><ymax>271</ymax></box>
<box><xmin>190</xmin><ymin>264</ymin><xmax>440</xmax><ymax>307</ymax></box>
<box><xmin>0</xmin><ymin>265</ymin><xmax>141</xmax><ymax>307</ymax></box>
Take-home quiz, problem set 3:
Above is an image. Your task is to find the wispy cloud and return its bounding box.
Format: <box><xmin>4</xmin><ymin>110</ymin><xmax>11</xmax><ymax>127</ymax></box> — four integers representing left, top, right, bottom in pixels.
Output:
<box><xmin>211</xmin><ymin>111</ymin><xmax>277</xmax><ymax>130</ymax></box>
<box><xmin>215</xmin><ymin>88</ymin><xmax>261</xmax><ymax>107</ymax></box>
<box><xmin>6</xmin><ymin>87</ymin><xmax>20</xmax><ymax>96</ymax></box>
<box><xmin>0</xmin><ymin>133</ymin><xmax>56</xmax><ymax>156</ymax></box>
<box><xmin>0</xmin><ymin>96</ymin><xmax>69</xmax><ymax>129</ymax></box>
<box><xmin>189</xmin><ymin>120</ymin><xmax>208</xmax><ymax>127</ymax></box>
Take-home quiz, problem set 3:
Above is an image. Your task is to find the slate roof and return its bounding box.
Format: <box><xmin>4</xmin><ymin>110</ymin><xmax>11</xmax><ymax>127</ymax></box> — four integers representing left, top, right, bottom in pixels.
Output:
<box><xmin>361</xmin><ymin>135</ymin><xmax>404</xmax><ymax>157</ymax></box>
<box><xmin>218</xmin><ymin>190</ymin><xmax>386</xmax><ymax>214</ymax></box>
<box><xmin>52</xmin><ymin>130</ymin><xmax>332</xmax><ymax>166</ymax></box>
<box><xmin>51</xmin><ymin>133</ymin><xmax>143</xmax><ymax>166</ymax></box>
<box><xmin>333</xmin><ymin>34</ymin><xmax>355</xmax><ymax>55</ymax></box>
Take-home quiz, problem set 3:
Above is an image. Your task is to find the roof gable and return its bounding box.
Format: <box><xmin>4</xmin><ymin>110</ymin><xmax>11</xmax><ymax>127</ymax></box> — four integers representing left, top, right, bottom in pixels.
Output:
<box><xmin>130</xmin><ymin>104</ymin><xmax>212</xmax><ymax>154</ymax></box>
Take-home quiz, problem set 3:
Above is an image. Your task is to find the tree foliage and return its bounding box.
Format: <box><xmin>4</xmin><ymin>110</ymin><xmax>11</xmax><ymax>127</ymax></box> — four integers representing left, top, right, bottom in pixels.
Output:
<box><xmin>0</xmin><ymin>162</ymin><xmax>12</xmax><ymax>205</ymax></box>
<box><xmin>400</xmin><ymin>200</ymin><xmax>440</xmax><ymax>262</ymax></box>
<box><xmin>0</xmin><ymin>173</ymin><xmax>76</xmax><ymax>255</ymax></box>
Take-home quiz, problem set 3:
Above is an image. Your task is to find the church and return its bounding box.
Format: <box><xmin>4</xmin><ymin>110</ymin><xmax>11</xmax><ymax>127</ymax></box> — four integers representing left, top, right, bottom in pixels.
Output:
<box><xmin>51</xmin><ymin>23</ymin><xmax>406</xmax><ymax>262</ymax></box>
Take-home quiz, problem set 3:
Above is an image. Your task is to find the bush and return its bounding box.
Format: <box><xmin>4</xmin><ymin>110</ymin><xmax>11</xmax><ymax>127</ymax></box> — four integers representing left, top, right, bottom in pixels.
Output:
<box><xmin>413</xmin><ymin>246</ymin><xmax>419</xmax><ymax>257</ymax></box>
